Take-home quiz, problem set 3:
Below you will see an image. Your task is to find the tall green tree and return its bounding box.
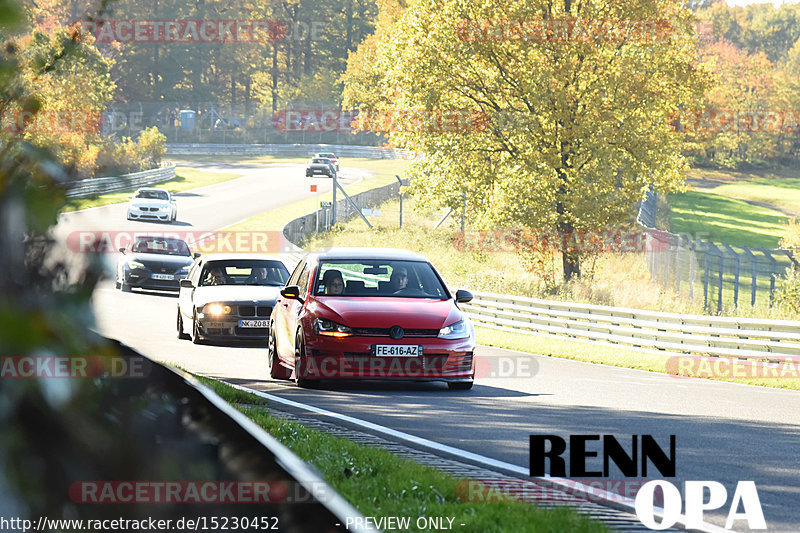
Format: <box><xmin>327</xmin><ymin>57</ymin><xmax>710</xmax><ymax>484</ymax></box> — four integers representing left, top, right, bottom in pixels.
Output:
<box><xmin>343</xmin><ymin>0</ymin><xmax>713</xmax><ymax>279</ymax></box>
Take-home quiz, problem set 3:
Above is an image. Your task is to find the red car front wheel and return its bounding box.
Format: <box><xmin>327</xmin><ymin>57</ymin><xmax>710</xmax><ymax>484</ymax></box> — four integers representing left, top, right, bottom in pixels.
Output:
<box><xmin>294</xmin><ymin>330</ymin><xmax>319</xmax><ymax>388</ymax></box>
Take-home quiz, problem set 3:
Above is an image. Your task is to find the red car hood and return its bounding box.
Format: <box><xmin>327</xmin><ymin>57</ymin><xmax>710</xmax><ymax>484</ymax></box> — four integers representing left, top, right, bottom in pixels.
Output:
<box><xmin>309</xmin><ymin>297</ymin><xmax>462</xmax><ymax>329</ymax></box>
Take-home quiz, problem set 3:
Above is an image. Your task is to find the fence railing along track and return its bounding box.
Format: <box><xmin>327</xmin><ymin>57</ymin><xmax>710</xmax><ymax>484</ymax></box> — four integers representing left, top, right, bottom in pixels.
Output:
<box><xmin>65</xmin><ymin>162</ymin><xmax>176</xmax><ymax>199</ymax></box>
<box><xmin>638</xmin><ymin>189</ymin><xmax>796</xmax><ymax>311</ymax></box>
<box><xmin>464</xmin><ymin>291</ymin><xmax>800</xmax><ymax>362</ymax></box>
<box><xmin>166</xmin><ymin>143</ymin><xmax>410</xmax><ymax>159</ymax></box>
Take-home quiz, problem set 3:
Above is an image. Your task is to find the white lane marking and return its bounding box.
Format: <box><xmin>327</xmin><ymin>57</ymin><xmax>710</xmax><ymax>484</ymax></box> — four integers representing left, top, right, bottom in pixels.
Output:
<box><xmin>212</xmin><ymin>378</ymin><xmax>726</xmax><ymax>533</ymax></box>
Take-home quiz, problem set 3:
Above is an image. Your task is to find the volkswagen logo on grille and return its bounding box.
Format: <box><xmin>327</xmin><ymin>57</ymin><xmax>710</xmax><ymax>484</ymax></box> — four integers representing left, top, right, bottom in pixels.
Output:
<box><xmin>389</xmin><ymin>326</ymin><xmax>404</xmax><ymax>340</ymax></box>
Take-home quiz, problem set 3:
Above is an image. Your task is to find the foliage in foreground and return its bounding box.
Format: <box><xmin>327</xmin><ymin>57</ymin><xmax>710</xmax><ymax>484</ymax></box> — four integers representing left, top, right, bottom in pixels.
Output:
<box><xmin>344</xmin><ymin>0</ymin><xmax>713</xmax><ymax>280</ymax></box>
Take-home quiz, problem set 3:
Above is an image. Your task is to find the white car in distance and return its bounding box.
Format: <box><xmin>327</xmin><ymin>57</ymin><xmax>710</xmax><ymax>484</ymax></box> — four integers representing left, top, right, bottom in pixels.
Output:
<box><xmin>127</xmin><ymin>188</ymin><xmax>177</xmax><ymax>222</ymax></box>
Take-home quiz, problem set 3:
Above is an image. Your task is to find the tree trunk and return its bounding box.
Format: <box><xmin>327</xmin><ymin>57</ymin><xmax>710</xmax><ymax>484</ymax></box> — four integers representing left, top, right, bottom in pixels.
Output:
<box><xmin>556</xmin><ymin>163</ymin><xmax>580</xmax><ymax>281</ymax></box>
<box><xmin>244</xmin><ymin>76</ymin><xmax>251</xmax><ymax>119</ymax></box>
<box><xmin>271</xmin><ymin>44</ymin><xmax>279</xmax><ymax>112</ymax></box>
<box><xmin>345</xmin><ymin>0</ymin><xmax>354</xmax><ymax>53</ymax></box>
<box><xmin>562</xmin><ymin>250</ymin><xmax>581</xmax><ymax>281</ymax></box>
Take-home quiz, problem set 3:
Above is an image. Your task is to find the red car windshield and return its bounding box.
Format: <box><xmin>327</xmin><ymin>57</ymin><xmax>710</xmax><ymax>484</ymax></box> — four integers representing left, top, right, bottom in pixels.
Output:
<box><xmin>314</xmin><ymin>260</ymin><xmax>449</xmax><ymax>299</ymax></box>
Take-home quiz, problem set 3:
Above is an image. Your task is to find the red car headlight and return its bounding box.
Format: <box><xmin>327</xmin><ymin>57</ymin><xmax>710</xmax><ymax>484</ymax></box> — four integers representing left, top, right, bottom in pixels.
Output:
<box><xmin>313</xmin><ymin>318</ymin><xmax>352</xmax><ymax>337</ymax></box>
<box><xmin>438</xmin><ymin>320</ymin><xmax>470</xmax><ymax>340</ymax></box>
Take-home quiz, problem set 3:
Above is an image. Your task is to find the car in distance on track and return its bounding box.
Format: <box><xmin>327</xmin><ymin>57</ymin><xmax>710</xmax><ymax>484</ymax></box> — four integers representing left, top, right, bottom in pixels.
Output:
<box><xmin>126</xmin><ymin>187</ymin><xmax>177</xmax><ymax>222</ymax></box>
<box><xmin>313</xmin><ymin>152</ymin><xmax>339</xmax><ymax>171</ymax></box>
<box><xmin>177</xmin><ymin>254</ymin><xmax>291</xmax><ymax>344</ymax></box>
<box><xmin>305</xmin><ymin>157</ymin><xmax>335</xmax><ymax>178</ymax></box>
<box><xmin>269</xmin><ymin>248</ymin><xmax>475</xmax><ymax>389</ymax></box>
<box><xmin>116</xmin><ymin>235</ymin><xmax>195</xmax><ymax>292</ymax></box>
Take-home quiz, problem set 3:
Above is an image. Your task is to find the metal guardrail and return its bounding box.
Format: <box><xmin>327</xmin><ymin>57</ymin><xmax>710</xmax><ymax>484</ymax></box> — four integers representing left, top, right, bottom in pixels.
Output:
<box><xmin>166</xmin><ymin>143</ymin><xmax>411</xmax><ymax>159</ymax></box>
<box><xmin>65</xmin><ymin>162</ymin><xmax>176</xmax><ymax>199</ymax></box>
<box><xmin>463</xmin><ymin>291</ymin><xmax>800</xmax><ymax>361</ymax></box>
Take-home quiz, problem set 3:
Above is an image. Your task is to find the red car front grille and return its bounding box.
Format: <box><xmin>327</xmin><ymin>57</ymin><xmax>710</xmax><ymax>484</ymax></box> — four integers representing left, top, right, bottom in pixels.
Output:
<box><xmin>350</xmin><ymin>327</ymin><xmax>439</xmax><ymax>337</ymax></box>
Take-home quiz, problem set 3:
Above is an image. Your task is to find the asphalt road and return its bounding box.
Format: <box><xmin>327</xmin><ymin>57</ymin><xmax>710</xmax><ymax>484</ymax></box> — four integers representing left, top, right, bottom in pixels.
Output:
<box><xmin>53</xmin><ymin>162</ymin><xmax>363</xmax><ymax>277</ymax></box>
<box><xmin>60</xmin><ymin>162</ymin><xmax>800</xmax><ymax>533</ymax></box>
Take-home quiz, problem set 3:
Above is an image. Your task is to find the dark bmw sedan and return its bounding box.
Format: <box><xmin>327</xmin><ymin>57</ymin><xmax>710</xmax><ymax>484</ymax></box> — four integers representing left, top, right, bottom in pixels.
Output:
<box><xmin>177</xmin><ymin>254</ymin><xmax>290</xmax><ymax>344</ymax></box>
<box><xmin>116</xmin><ymin>236</ymin><xmax>195</xmax><ymax>292</ymax></box>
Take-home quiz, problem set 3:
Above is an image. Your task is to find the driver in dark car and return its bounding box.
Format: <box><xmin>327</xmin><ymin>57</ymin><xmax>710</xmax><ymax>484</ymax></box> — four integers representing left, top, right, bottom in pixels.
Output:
<box><xmin>247</xmin><ymin>267</ymin><xmax>269</xmax><ymax>285</ymax></box>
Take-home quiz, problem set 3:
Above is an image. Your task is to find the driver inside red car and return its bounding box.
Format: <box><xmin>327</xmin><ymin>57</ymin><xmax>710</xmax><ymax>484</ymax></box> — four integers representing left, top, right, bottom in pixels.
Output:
<box><xmin>322</xmin><ymin>269</ymin><xmax>344</xmax><ymax>295</ymax></box>
<box><xmin>389</xmin><ymin>267</ymin><xmax>408</xmax><ymax>293</ymax></box>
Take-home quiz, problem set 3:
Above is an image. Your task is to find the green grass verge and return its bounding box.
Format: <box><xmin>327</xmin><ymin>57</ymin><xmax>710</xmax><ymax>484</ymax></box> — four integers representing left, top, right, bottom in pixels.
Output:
<box><xmin>686</xmin><ymin>167</ymin><xmax>800</xmax><ymax>215</ymax></box>
<box><xmin>476</xmin><ymin>326</ymin><xmax>800</xmax><ymax>391</ymax></box>
<box><xmin>712</xmin><ymin>178</ymin><xmax>800</xmax><ymax>215</ymax></box>
<box><xmin>224</xmin><ymin>158</ymin><xmax>409</xmax><ymax>232</ymax></box>
<box><xmin>193</xmin><ymin>375</ymin><xmax>610</xmax><ymax>533</ymax></box>
<box><xmin>62</xmin><ymin>167</ymin><xmax>245</xmax><ymax>212</ymax></box>
<box><xmin>667</xmin><ymin>190</ymin><xmax>787</xmax><ymax>248</ymax></box>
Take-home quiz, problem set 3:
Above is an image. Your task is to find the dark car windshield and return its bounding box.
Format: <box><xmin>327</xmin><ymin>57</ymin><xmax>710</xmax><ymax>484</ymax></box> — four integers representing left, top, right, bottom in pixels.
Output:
<box><xmin>134</xmin><ymin>190</ymin><xmax>169</xmax><ymax>200</ymax></box>
<box><xmin>130</xmin><ymin>237</ymin><xmax>191</xmax><ymax>256</ymax></box>
<box><xmin>200</xmin><ymin>260</ymin><xmax>290</xmax><ymax>286</ymax></box>
<box><xmin>311</xmin><ymin>158</ymin><xmax>331</xmax><ymax>164</ymax></box>
<box><xmin>314</xmin><ymin>260</ymin><xmax>448</xmax><ymax>298</ymax></box>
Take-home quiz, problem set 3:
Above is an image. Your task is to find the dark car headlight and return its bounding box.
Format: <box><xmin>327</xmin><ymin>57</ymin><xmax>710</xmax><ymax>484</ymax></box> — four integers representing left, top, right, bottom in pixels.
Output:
<box><xmin>127</xmin><ymin>259</ymin><xmax>145</xmax><ymax>270</ymax></box>
<box><xmin>313</xmin><ymin>318</ymin><xmax>352</xmax><ymax>337</ymax></box>
<box><xmin>438</xmin><ymin>320</ymin><xmax>469</xmax><ymax>340</ymax></box>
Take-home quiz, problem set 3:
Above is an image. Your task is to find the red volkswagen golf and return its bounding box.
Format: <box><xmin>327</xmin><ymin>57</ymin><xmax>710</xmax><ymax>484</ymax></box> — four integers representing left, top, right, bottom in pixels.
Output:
<box><xmin>268</xmin><ymin>248</ymin><xmax>476</xmax><ymax>389</ymax></box>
